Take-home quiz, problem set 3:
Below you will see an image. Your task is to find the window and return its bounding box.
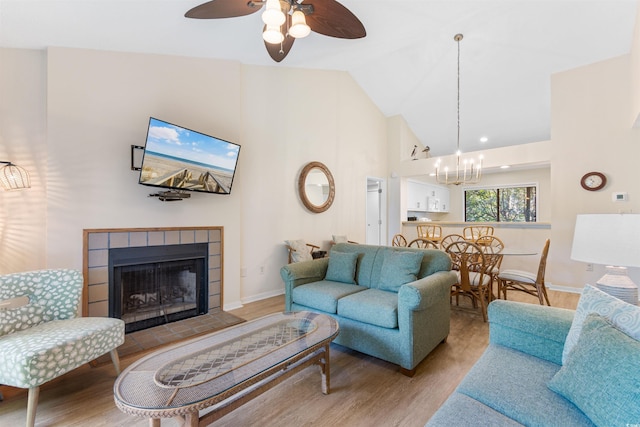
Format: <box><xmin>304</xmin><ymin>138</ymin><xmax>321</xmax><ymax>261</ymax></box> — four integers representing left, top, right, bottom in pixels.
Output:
<box><xmin>465</xmin><ymin>185</ymin><xmax>537</xmax><ymax>222</ymax></box>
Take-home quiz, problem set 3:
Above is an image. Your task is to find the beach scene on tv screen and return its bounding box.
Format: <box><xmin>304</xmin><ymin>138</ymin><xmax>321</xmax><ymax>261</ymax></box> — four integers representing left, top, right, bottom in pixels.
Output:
<box><xmin>140</xmin><ymin>118</ymin><xmax>240</xmax><ymax>194</ymax></box>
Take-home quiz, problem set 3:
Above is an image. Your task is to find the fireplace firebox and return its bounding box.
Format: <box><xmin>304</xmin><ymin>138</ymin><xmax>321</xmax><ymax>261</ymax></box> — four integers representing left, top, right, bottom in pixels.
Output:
<box><xmin>109</xmin><ymin>243</ymin><xmax>208</xmax><ymax>333</ymax></box>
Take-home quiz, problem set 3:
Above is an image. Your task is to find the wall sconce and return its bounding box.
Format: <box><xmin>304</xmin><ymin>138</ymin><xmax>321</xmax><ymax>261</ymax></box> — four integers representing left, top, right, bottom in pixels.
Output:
<box><xmin>0</xmin><ymin>161</ymin><xmax>31</xmax><ymax>190</ymax></box>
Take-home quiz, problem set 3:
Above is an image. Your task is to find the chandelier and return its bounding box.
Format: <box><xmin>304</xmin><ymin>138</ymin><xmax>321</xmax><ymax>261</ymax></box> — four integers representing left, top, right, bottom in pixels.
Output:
<box><xmin>434</xmin><ymin>34</ymin><xmax>483</xmax><ymax>186</ymax></box>
<box><xmin>261</xmin><ymin>0</ymin><xmax>311</xmax><ymax>45</ymax></box>
<box><xmin>0</xmin><ymin>161</ymin><xmax>31</xmax><ymax>190</ymax></box>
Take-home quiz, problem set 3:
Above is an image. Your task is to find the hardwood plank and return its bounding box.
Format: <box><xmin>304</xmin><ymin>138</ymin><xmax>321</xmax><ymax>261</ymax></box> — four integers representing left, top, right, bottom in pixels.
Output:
<box><xmin>0</xmin><ymin>290</ymin><xmax>579</xmax><ymax>426</ymax></box>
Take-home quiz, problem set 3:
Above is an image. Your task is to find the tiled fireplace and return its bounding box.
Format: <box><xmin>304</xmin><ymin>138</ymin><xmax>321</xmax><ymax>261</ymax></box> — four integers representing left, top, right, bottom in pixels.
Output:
<box><xmin>83</xmin><ymin>227</ymin><xmax>223</xmax><ymax>332</ymax></box>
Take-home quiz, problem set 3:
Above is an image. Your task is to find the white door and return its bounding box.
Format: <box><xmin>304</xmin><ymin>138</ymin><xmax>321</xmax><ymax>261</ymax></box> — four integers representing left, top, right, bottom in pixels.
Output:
<box><xmin>366</xmin><ymin>178</ymin><xmax>386</xmax><ymax>245</ymax></box>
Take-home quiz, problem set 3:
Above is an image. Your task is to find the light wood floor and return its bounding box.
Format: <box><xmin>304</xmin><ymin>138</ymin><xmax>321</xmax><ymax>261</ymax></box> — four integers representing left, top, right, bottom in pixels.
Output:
<box><xmin>0</xmin><ymin>290</ymin><xmax>579</xmax><ymax>427</ymax></box>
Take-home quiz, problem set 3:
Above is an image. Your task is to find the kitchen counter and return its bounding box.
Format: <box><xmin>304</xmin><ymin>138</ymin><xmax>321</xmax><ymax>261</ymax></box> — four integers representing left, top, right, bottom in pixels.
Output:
<box><xmin>402</xmin><ymin>221</ymin><xmax>550</xmax><ymax>229</ymax></box>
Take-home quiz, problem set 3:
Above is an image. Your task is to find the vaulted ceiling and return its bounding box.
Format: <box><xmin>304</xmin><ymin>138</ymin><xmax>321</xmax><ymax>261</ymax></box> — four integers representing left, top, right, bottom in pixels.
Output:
<box><xmin>0</xmin><ymin>0</ymin><xmax>636</xmax><ymax>156</ymax></box>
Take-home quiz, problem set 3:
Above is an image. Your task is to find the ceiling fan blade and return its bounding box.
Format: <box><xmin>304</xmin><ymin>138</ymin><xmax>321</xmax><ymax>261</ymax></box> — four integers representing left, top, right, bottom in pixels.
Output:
<box><xmin>305</xmin><ymin>0</ymin><xmax>366</xmax><ymax>39</ymax></box>
<box><xmin>264</xmin><ymin>33</ymin><xmax>295</xmax><ymax>62</ymax></box>
<box><xmin>185</xmin><ymin>0</ymin><xmax>261</xmax><ymax>19</ymax></box>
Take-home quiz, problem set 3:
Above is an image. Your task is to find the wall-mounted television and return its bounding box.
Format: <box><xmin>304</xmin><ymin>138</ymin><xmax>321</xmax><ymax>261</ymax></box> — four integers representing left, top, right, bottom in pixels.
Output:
<box><xmin>139</xmin><ymin>117</ymin><xmax>240</xmax><ymax>195</ymax></box>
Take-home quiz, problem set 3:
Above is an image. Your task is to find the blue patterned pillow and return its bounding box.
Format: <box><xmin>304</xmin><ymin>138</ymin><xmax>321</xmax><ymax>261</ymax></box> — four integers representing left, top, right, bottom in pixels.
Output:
<box><xmin>379</xmin><ymin>250</ymin><xmax>424</xmax><ymax>292</ymax></box>
<box><xmin>548</xmin><ymin>313</ymin><xmax>640</xmax><ymax>426</ymax></box>
<box><xmin>563</xmin><ymin>284</ymin><xmax>640</xmax><ymax>364</ymax></box>
<box><xmin>325</xmin><ymin>251</ymin><xmax>359</xmax><ymax>284</ymax></box>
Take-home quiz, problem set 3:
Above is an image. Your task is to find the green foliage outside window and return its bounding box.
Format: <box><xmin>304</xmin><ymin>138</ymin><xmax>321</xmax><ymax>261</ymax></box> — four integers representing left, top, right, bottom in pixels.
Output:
<box><xmin>465</xmin><ymin>186</ymin><xmax>537</xmax><ymax>222</ymax></box>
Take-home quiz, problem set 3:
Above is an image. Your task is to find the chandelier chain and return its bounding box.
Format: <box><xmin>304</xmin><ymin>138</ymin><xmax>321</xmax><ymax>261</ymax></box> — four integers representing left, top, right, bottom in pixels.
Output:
<box><xmin>434</xmin><ymin>33</ymin><xmax>483</xmax><ymax>186</ymax></box>
<box><xmin>457</xmin><ymin>33</ymin><xmax>460</xmax><ymax>153</ymax></box>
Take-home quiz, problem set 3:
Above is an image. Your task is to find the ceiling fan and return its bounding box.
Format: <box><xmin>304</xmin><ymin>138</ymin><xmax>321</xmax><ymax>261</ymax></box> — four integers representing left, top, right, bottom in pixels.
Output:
<box><xmin>185</xmin><ymin>0</ymin><xmax>366</xmax><ymax>62</ymax></box>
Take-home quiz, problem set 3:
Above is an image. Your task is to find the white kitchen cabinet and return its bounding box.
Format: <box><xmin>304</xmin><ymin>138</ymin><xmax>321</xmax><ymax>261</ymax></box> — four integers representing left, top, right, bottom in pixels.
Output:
<box><xmin>406</xmin><ymin>180</ymin><xmax>450</xmax><ymax>213</ymax></box>
<box><xmin>406</xmin><ymin>180</ymin><xmax>427</xmax><ymax>211</ymax></box>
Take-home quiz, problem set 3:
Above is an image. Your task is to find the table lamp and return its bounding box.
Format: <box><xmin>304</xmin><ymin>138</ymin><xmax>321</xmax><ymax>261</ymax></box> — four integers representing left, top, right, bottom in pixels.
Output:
<box><xmin>571</xmin><ymin>213</ymin><xmax>640</xmax><ymax>305</ymax></box>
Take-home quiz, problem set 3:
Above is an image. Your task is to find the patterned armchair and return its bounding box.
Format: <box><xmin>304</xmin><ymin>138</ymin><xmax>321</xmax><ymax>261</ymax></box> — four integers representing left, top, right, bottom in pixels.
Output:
<box><xmin>0</xmin><ymin>269</ymin><xmax>125</xmax><ymax>427</ymax></box>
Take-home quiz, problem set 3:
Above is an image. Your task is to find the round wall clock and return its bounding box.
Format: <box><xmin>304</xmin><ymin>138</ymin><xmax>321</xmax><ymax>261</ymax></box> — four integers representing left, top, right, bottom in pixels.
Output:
<box><xmin>580</xmin><ymin>172</ymin><xmax>606</xmax><ymax>191</ymax></box>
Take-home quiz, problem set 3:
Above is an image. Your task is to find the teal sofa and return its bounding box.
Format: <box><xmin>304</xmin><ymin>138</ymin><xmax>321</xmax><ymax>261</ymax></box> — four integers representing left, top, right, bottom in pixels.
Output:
<box><xmin>280</xmin><ymin>243</ymin><xmax>457</xmax><ymax>375</ymax></box>
<box><xmin>427</xmin><ymin>294</ymin><xmax>640</xmax><ymax>426</ymax></box>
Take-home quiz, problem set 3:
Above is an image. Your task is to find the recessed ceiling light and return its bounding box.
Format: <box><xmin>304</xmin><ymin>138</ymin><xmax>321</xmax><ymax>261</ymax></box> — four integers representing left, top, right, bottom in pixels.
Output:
<box><xmin>500</xmin><ymin>165</ymin><xmax>511</xmax><ymax>169</ymax></box>
<box><xmin>480</xmin><ymin>136</ymin><xmax>488</xmax><ymax>143</ymax></box>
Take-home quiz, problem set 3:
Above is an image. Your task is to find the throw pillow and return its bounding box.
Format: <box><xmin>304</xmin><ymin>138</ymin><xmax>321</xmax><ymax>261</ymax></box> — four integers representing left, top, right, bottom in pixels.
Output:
<box><xmin>325</xmin><ymin>251</ymin><xmax>359</xmax><ymax>284</ymax></box>
<box><xmin>379</xmin><ymin>250</ymin><xmax>424</xmax><ymax>292</ymax></box>
<box><xmin>332</xmin><ymin>235</ymin><xmax>348</xmax><ymax>244</ymax></box>
<box><xmin>548</xmin><ymin>313</ymin><xmax>640</xmax><ymax>426</ymax></box>
<box><xmin>562</xmin><ymin>284</ymin><xmax>640</xmax><ymax>364</ymax></box>
<box><xmin>285</xmin><ymin>239</ymin><xmax>312</xmax><ymax>263</ymax></box>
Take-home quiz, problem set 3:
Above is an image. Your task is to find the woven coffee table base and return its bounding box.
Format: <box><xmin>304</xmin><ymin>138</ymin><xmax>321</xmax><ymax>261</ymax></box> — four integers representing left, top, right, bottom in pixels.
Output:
<box><xmin>114</xmin><ymin>311</ymin><xmax>338</xmax><ymax>427</ymax></box>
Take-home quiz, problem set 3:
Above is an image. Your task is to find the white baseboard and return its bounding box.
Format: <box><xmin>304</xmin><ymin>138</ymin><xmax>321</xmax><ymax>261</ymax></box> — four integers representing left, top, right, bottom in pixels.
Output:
<box><xmin>546</xmin><ymin>283</ymin><xmax>583</xmax><ymax>294</ymax></box>
<box><xmin>223</xmin><ymin>289</ymin><xmax>285</xmax><ymax>311</ymax></box>
<box><xmin>241</xmin><ymin>289</ymin><xmax>284</xmax><ymax>305</ymax></box>
<box><xmin>223</xmin><ymin>301</ymin><xmax>243</xmax><ymax>311</ymax></box>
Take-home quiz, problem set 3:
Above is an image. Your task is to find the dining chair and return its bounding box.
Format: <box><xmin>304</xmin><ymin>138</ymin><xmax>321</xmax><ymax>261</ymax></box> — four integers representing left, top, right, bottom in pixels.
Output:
<box><xmin>462</xmin><ymin>225</ymin><xmax>495</xmax><ymax>242</ymax></box>
<box><xmin>392</xmin><ymin>234</ymin><xmax>408</xmax><ymax>247</ymax></box>
<box><xmin>439</xmin><ymin>233</ymin><xmax>466</xmax><ymax>251</ymax></box>
<box><xmin>408</xmin><ymin>238</ymin><xmax>439</xmax><ymax>249</ymax></box>
<box><xmin>445</xmin><ymin>241</ymin><xmax>499</xmax><ymax>322</ymax></box>
<box><xmin>417</xmin><ymin>224</ymin><xmax>443</xmax><ymax>244</ymax></box>
<box><xmin>498</xmin><ymin>239</ymin><xmax>551</xmax><ymax>305</ymax></box>
<box><xmin>475</xmin><ymin>235</ymin><xmax>505</xmax><ymax>299</ymax></box>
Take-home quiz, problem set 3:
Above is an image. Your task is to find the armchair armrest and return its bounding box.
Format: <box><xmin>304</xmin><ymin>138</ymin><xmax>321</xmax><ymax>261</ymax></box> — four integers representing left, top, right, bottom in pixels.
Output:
<box><xmin>488</xmin><ymin>300</ymin><xmax>575</xmax><ymax>365</ymax></box>
<box><xmin>280</xmin><ymin>258</ymin><xmax>329</xmax><ymax>310</ymax></box>
<box><xmin>399</xmin><ymin>271</ymin><xmax>457</xmax><ymax>311</ymax></box>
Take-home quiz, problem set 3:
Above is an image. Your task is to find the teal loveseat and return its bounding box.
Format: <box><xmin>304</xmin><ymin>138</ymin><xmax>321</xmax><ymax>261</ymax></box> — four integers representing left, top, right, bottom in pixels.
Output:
<box><xmin>427</xmin><ymin>289</ymin><xmax>640</xmax><ymax>426</ymax></box>
<box><xmin>280</xmin><ymin>243</ymin><xmax>457</xmax><ymax>375</ymax></box>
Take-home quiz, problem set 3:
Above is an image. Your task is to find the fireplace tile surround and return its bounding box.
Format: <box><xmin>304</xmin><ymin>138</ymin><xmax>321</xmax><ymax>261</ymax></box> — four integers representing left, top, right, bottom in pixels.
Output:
<box><xmin>83</xmin><ymin>227</ymin><xmax>223</xmax><ymax>320</ymax></box>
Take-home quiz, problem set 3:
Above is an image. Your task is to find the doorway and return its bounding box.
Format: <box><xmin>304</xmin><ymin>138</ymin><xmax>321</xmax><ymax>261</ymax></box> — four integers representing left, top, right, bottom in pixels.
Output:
<box><xmin>366</xmin><ymin>177</ymin><xmax>386</xmax><ymax>245</ymax></box>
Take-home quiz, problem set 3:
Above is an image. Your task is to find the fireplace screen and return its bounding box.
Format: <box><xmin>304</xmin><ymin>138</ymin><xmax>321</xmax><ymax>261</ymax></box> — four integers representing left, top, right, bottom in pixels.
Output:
<box><xmin>109</xmin><ymin>244</ymin><xmax>208</xmax><ymax>333</ymax></box>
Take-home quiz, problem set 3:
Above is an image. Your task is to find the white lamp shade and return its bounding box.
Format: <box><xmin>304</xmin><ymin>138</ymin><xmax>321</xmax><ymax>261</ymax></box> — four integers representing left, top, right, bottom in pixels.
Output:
<box><xmin>571</xmin><ymin>214</ymin><xmax>640</xmax><ymax>268</ymax></box>
<box><xmin>289</xmin><ymin>10</ymin><xmax>311</xmax><ymax>38</ymax></box>
<box><xmin>0</xmin><ymin>163</ymin><xmax>31</xmax><ymax>190</ymax></box>
<box><xmin>261</xmin><ymin>0</ymin><xmax>285</xmax><ymax>26</ymax></box>
<box><xmin>263</xmin><ymin>25</ymin><xmax>284</xmax><ymax>44</ymax></box>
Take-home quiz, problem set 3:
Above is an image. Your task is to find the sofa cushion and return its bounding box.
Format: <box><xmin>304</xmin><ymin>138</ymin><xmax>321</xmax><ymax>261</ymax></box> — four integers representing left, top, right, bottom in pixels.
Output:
<box><xmin>325</xmin><ymin>251</ymin><xmax>359</xmax><ymax>284</ymax></box>
<box><xmin>291</xmin><ymin>280</ymin><xmax>367</xmax><ymax>314</ymax></box>
<box><xmin>456</xmin><ymin>345</ymin><xmax>595</xmax><ymax>426</ymax></box>
<box><xmin>425</xmin><ymin>392</ymin><xmax>524</xmax><ymax>426</ymax></box>
<box><xmin>379</xmin><ymin>250</ymin><xmax>424</xmax><ymax>292</ymax></box>
<box><xmin>563</xmin><ymin>284</ymin><xmax>640</xmax><ymax>363</ymax></box>
<box><xmin>337</xmin><ymin>289</ymin><xmax>398</xmax><ymax>329</ymax></box>
<box><xmin>0</xmin><ymin>317</ymin><xmax>124</xmax><ymax>388</ymax></box>
<box><xmin>548</xmin><ymin>313</ymin><xmax>640</xmax><ymax>427</ymax></box>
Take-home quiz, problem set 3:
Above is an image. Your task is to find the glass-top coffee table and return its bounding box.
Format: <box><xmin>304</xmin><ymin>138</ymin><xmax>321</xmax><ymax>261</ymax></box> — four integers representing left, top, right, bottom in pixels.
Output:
<box><xmin>114</xmin><ymin>311</ymin><xmax>339</xmax><ymax>426</ymax></box>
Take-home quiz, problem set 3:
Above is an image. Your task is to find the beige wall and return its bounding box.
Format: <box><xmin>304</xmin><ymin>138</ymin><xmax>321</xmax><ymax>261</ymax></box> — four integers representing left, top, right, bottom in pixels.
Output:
<box><xmin>2</xmin><ymin>16</ymin><xmax>640</xmax><ymax>302</ymax></box>
<box><xmin>239</xmin><ymin>65</ymin><xmax>387</xmax><ymax>302</ymax></box>
<box><xmin>550</xmin><ymin>53</ymin><xmax>640</xmax><ymax>290</ymax></box>
<box><xmin>0</xmin><ymin>48</ymin><xmax>47</xmax><ymax>271</ymax></box>
<box><xmin>0</xmin><ymin>47</ymin><xmax>388</xmax><ymax>309</ymax></box>
<box><xmin>389</xmin><ymin>47</ymin><xmax>640</xmax><ymax>292</ymax></box>
<box><xmin>632</xmin><ymin>3</ymin><xmax>640</xmax><ymax>127</ymax></box>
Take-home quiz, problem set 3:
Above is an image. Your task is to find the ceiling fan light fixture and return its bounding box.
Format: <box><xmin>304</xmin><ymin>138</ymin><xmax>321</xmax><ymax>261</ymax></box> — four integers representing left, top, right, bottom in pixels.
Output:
<box><xmin>262</xmin><ymin>0</ymin><xmax>286</xmax><ymax>26</ymax></box>
<box><xmin>289</xmin><ymin>10</ymin><xmax>311</xmax><ymax>38</ymax></box>
<box><xmin>263</xmin><ymin>25</ymin><xmax>285</xmax><ymax>44</ymax></box>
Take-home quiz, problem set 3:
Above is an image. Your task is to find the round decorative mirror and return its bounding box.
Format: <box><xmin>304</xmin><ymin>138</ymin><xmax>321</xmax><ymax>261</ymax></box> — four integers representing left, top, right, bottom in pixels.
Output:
<box><xmin>298</xmin><ymin>162</ymin><xmax>335</xmax><ymax>213</ymax></box>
